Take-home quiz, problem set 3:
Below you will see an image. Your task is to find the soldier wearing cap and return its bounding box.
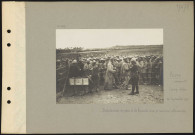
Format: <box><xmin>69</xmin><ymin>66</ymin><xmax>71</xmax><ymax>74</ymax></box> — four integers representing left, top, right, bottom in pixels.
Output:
<box><xmin>99</xmin><ymin>58</ymin><xmax>106</xmax><ymax>86</ymax></box>
<box><xmin>116</xmin><ymin>58</ymin><xmax>122</xmax><ymax>84</ymax></box>
<box><xmin>158</xmin><ymin>58</ymin><xmax>163</xmax><ymax>86</ymax></box>
<box><xmin>153</xmin><ymin>56</ymin><xmax>162</xmax><ymax>85</ymax></box>
<box><xmin>91</xmin><ymin>60</ymin><xmax>100</xmax><ymax>92</ymax></box>
<box><xmin>120</xmin><ymin>57</ymin><xmax>130</xmax><ymax>90</ymax></box>
<box><xmin>56</xmin><ymin>59</ymin><xmax>61</xmax><ymax>68</ymax></box>
<box><xmin>104</xmin><ymin>59</ymin><xmax>116</xmax><ymax>90</ymax></box>
<box><xmin>83</xmin><ymin>59</ymin><xmax>91</xmax><ymax>77</ymax></box>
<box><xmin>117</xmin><ymin>58</ymin><xmax>123</xmax><ymax>83</ymax></box>
<box><xmin>85</xmin><ymin>60</ymin><xmax>93</xmax><ymax>93</ymax></box>
<box><xmin>112</xmin><ymin>58</ymin><xmax>120</xmax><ymax>86</ymax></box>
<box><xmin>67</xmin><ymin>60</ymin><xmax>81</xmax><ymax>95</ymax></box>
<box><xmin>146</xmin><ymin>56</ymin><xmax>152</xmax><ymax>84</ymax></box>
<box><xmin>142</xmin><ymin>57</ymin><xmax>148</xmax><ymax>84</ymax></box>
<box><xmin>151</xmin><ymin>56</ymin><xmax>157</xmax><ymax>84</ymax></box>
<box><xmin>69</xmin><ymin>60</ymin><xmax>80</xmax><ymax>78</ymax></box>
<box><xmin>137</xmin><ymin>57</ymin><xmax>145</xmax><ymax>84</ymax></box>
<box><xmin>77</xmin><ymin>57</ymin><xmax>84</xmax><ymax>77</ymax></box>
<box><xmin>129</xmin><ymin>59</ymin><xmax>139</xmax><ymax>95</ymax></box>
<box><xmin>120</xmin><ymin>58</ymin><xmax>125</xmax><ymax>83</ymax></box>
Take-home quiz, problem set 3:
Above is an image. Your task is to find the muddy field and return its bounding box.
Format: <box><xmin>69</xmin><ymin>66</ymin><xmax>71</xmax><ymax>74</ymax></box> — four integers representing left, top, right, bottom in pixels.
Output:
<box><xmin>57</xmin><ymin>85</ymin><xmax>163</xmax><ymax>104</ymax></box>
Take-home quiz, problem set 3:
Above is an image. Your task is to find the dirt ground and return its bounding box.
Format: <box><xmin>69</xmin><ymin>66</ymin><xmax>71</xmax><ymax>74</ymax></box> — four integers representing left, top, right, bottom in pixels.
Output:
<box><xmin>57</xmin><ymin>85</ymin><xmax>164</xmax><ymax>104</ymax></box>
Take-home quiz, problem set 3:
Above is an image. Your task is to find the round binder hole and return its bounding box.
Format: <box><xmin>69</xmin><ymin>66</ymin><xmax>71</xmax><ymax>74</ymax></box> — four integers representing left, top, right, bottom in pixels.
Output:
<box><xmin>7</xmin><ymin>100</ymin><xmax>11</xmax><ymax>104</ymax></box>
<box><xmin>7</xmin><ymin>43</ymin><xmax>11</xmax><ymax>47</ymax></box>
<box><xmin>7</xmin><ymin>29</ymin><xmax>11</xmax><ymax>33</ymax></box>
<box><xmin>7</xmin><ymin>87</ymin><xmax>11</xmax><ymax>90</ymax></box>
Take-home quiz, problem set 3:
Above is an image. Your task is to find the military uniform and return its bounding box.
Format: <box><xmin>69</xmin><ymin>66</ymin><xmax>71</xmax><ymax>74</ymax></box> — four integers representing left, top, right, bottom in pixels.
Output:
<box><xmin>120</xmin><ymin>59</ymin><xmax>130</xmax><ymax>89</ymax></box>
<box><xmin>99</xmin><ymin>60</ymin><xmax>106</xmax><ymax>86</ymax></box>
<box><xmin>91</xmin><ymin>63</ymin><xmax>100</xmax><ymax>91</ymax></box>
<box><xmin>129</xmin><ymin>61</ymin><xmax>139</xmax><ymax>95</ymax></box>
<box><xmin>113</xmin><ymin>60</ymin><xmax>120</xmax><ymax>86</ymax></box>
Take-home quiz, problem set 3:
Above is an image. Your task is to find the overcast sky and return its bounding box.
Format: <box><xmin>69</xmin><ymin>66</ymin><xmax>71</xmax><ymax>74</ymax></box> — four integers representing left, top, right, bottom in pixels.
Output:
<box><xmin>56</xmin><ymin>29</ymin><xmax>163</xmax><ymax>49</ymax></box>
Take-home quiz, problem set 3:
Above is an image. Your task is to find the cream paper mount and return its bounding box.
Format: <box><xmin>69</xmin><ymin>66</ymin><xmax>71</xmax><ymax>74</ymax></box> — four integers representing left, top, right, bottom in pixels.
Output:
<box><xmin>1</xmin><ymin>1</ymin><xmax>194</xmax><ymax>134</ymax></box>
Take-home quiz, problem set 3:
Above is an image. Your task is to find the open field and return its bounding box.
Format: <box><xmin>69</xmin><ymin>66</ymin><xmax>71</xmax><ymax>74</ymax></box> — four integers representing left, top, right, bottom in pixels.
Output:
<box><xmin>56</xmin><ymin>45</ymin><xmax>163</xmax><ymax>96</ymax></box>
<box><xmin>56</xmin><ymin>45</ymin><xmax>163</xmax><ymax>60</ymax></box>
<box><xmin>57</xmin><ymin>85</ymin><xmax>163</xmax><ymax>104</ymax></box>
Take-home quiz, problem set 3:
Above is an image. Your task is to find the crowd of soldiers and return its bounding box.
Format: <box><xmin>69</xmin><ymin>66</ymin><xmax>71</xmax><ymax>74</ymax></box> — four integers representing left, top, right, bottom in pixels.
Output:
<box><xmin>57</xmin><ymin>54</ymin><xmax>163</xmax><ymax>95</ymax></box>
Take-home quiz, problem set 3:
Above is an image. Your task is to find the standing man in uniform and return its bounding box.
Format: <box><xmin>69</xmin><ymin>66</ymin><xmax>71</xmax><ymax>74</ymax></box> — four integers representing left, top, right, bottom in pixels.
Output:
<box><xmin>91</xmin><ymin>61</ymin><xmax>100</xmax><ymax>92</ymax></box>
<box><xmin>68</xmin><ymin>60</ymin><xmax>80</xmax><ymax>95</ymax></box>
<box><xmin>99</xmin><ymin>58</ymin><xmax>106</xmax><ymax>86</ymax></box>
<box><xmin>129</xmin><ymin>59</ymin><xmax>139</xmax><ymax>95</ymax></box>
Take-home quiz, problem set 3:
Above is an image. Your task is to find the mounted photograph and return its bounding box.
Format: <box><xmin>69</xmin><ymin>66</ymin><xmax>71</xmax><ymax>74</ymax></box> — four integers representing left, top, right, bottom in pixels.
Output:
<box><xmin>56</xmin><ymin>29</ymin><xmax>163</xmax><ymax>104</ymax></box>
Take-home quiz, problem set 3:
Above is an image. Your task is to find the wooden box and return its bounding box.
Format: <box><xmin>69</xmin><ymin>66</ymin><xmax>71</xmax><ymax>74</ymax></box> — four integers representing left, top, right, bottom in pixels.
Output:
<box><xmin>69</xmin><ymin>78</ymin><xmax>75</xmax><ymax>85</ymax></box>
<box><xmin>75</xmin><ymin>78</ymin><xmax>83</xmax><ymax>85</ymax></box>
<box><xmin>82</xmin><ymin>78</ymin><xmax>89</xmax><ymax>85</ymax></box>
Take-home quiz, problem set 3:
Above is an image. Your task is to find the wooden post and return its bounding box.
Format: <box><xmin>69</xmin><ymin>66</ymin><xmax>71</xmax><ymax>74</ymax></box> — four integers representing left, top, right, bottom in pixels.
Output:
<box><xmin>62</xmin><ymin>64</ymin><xmax>70</xmax><ymax>97</ymax></box>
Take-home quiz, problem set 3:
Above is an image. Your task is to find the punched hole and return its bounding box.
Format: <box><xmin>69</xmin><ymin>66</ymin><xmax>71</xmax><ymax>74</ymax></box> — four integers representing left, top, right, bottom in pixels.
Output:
<box><xmin>7</xmin><ymin>87</ymin><xmax>11</xmax><ymax>90</ymax></box>
<box><xmin>7</xmin><ymin>43</ymin><xmax>11</xmax><ymax>47</ymax></box>
<box><xmin>7</xmin><ymin>29</ymin><xmax>11</xmax><ymax>33</ymax></box>
<box><xmin>7</xmin><ymin>100</ymin><xmax>11</xmax><ymax>104</ymax></box>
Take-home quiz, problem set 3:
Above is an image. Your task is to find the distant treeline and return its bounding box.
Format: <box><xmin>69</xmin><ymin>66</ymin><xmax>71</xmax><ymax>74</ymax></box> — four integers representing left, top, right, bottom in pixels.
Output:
<box><xmin>111</xmin><ymin>45</ymin><xmax>163</xmax><ymax>50</ymax></box>
<box><xmin>56</xmin><ymin>45</ymin><xmax>163</xmax><ymax>54</ymax></box>
<box><xmin>57</xmin><ymin>47</ymin><xmax>84</xmax><ymax>53</ymax></box>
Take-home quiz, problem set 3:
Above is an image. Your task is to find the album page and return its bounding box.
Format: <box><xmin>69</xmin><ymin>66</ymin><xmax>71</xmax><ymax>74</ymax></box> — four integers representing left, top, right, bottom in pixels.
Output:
<box><xmin>1</xmin><ymin>1</ymin><xmax>194</xmax><ymax>134</ymax></box>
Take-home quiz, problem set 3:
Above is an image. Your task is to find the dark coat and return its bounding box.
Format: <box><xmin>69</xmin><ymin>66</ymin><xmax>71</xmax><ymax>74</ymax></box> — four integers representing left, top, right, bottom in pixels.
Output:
<box><xmin>69</xmin><ymin>63</ymin><xmax>80</xmax><ymax>78</ymax></box>
<box><xmin>130</xmin><ymin>64</ymin><xmax>139</xmax><ymax>78</ymax></box>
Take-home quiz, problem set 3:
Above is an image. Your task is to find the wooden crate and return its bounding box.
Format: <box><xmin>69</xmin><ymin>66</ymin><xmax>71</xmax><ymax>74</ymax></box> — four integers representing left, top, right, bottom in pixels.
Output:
<box><xmin>75</xmin><ymin>78</ymin><xmax>83</xmax><ymax>85</ymax></box>
<box><xmin>82</xmin><ymin>78</ymin><xmax>89</xmax><ymax>85</ymax></box>
<box><xmin>69</xmin><ymin>78</ymin><xmax>75</xmax><ymax>85</ymax></box>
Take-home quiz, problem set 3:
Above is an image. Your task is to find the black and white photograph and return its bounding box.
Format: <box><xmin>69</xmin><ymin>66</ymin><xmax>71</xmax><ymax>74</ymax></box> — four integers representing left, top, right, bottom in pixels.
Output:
<box><xmin>56</xmin><ymin>29</ymin><xmax>163</xmax><ymax>104</ymax></box>
<box><xmin>2</xmin><ymin>1</ymin><xmax>193</xmax><ymax>134</ymax></box>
